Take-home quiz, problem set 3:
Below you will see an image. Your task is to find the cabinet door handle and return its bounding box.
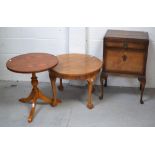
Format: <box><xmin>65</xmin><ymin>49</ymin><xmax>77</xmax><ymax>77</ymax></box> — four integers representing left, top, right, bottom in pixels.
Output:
<box><xmin>122</xmin><ymin>55</ymin><xmax>127</xmax><ymax>61</ymax></box>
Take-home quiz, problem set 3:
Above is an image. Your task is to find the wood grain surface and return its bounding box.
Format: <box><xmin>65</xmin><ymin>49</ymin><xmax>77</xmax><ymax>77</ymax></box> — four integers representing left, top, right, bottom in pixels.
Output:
<box><xmin>6</xmin><ymin>53</ymin><xmax>58</xmax><ymax>73</ymax></box>
<box><xmin>49</xmin><ymin>53</ymin><xmax>102</xmax><ymax>109</ymax></box>
<box><xmin>105</xmin><ymin>29</ymin><xmax>149</xmax><ymax>41</ymax></box>
<box><xmin>51</xmin><ymin>53</ymin><xmax>102</xmax><ymax>79</ymax></box>
<box><xmin>100</xmin><ymin>30</ymin><xmax>149</xmax><ymax>105</ymax></box>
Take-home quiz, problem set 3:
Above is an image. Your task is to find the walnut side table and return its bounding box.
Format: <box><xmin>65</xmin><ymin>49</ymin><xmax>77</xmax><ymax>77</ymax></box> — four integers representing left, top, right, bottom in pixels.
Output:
<box><xmin>6</xmin><ymin>53</ymin><xmax>60</xmax><ymax>123</ymax></box>
<box><xmin>49</xmin><ymin>53</ymin><xmax>102</xmax><ymax>109</ymax></box>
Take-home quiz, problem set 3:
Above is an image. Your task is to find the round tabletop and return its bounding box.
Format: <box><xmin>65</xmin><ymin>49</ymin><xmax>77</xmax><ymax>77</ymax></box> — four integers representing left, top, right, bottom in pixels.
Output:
<box><xmin>52</xmin><ymin>53</ymin><xmax>102</xmax><ymax>79</ymax></box>
<box><xmin>6</xmin><ymin>53</ymin><xmax>58</xmax><ymax>73</ymax></box>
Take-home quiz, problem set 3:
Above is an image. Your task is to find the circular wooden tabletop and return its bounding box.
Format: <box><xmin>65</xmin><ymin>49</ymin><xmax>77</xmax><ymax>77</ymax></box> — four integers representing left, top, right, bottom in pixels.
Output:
<box><xmin>52</xmin><ymin>53</ymin><xmax>102</xmax><ymax>79</ymax></box>
<box><xmin>6</xmin><ymin>53</ymin><xmax>58</xmax><ymax>73</ymax></box>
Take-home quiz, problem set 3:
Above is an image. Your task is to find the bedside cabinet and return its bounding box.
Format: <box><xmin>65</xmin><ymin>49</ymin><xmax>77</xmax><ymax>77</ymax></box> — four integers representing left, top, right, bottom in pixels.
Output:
<box><xmin>99</xmin><ymin>30</ymin><xmax>149</xmax><ymax>104</ymax></box>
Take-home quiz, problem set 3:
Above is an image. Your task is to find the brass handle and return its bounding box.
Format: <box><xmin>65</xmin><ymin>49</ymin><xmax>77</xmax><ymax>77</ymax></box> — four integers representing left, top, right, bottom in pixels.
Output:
<box><xmin>122</xmin><ymin>55</ymin><xmax>127</xmax><ymax>61</ymax></box>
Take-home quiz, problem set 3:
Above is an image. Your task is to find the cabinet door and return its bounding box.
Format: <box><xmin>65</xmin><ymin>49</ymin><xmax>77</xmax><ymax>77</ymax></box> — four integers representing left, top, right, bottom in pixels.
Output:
<box><xmin>104</xmin><ymin>48</ymin><xmax>145</xmax><ymax>74</ymax></box>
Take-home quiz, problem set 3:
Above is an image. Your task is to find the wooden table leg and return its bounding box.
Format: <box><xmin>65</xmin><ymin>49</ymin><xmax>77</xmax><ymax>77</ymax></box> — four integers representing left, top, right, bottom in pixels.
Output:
<box><xmin>138</xmin><ymin>76</ymin><xmax>146</xmax><ymax>104</ymax></box>
<box><xmin>49</xmin><ymin>71</ymin><xmax>61</xmax><ymax>107</ymax></box>
<box><xmin>104</xmin><ymin>75</ymin><xmax>108</xmax><ymax>87</ymax></box>
<box><xmin>99</xmin><ymin>71</ymin><xmax>108</xmax><ymax>100</ymax></box>
<box><xmin>19</xmin><ymin>73</ymin><xmax>39</xmax><ymax>104</ymax></box>
<box><xmin>99</xmin><ymin>73</ymin><xmax>104</xmax><ymax>100</ymax></box>
<box><xmin>28</xmin><ymin>99</ymin><xmax>36</xmax><ymax>123</ymax></box>
<box><xmin>19</xmin><ymin>72</ymin><xmax>57</xmax><ymax>123</ymax></box>
<box><xmin>58</xmin><ymin>78</ymin><xmax>64</xmax><ymax>91</ymax></box>
<box><xmin>87</xmin><ymin>78</ymin><xmax>94</xmax><ymax>109</ymax></box>
<box><xmin>38</xmin><ymin>90</ymin><xmax>53</xmax><ymax>105</ymax></box>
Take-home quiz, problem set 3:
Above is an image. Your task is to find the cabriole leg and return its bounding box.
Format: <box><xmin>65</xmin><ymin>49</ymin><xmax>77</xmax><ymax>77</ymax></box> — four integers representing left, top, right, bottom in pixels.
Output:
<box><xmin>87</xmin><ymin>78</ymin><xmax>94</xmax><ymax>109</ymax></box>
<box><xmin>138</xmin><ymin>76</ymin><xmax>146</xmax><ymax>104</ymax></box>
<box><xmin>99</xmin><ymin>71</ymin><xmax>108</xmax><ymax>100</ymax></box>
<box><xmin>58</xmin><ymin>78</ymin><xmax>64</xmax><ymax>91</ymax></box>
<box><xmin>99</xmin><ymin>74</ymin><xmax>104</xmax><ymax>100</ymax></box>
<box><xmin>49</xmin><ymin>71</ymin><xmax>61</xmax><ymax>107</ymax></box>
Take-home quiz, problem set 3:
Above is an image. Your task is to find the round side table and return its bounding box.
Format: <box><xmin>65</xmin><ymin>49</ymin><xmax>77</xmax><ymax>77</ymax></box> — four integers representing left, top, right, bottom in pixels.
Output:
<box><xmin>49</xmin><ymin>53</ymin><xmax>102</xmax><ymax>109</ymax></box>
<box><xmin>6</xmin><ymin>53</ymin><xmax>60</xmax><ymax>123</ymax></box>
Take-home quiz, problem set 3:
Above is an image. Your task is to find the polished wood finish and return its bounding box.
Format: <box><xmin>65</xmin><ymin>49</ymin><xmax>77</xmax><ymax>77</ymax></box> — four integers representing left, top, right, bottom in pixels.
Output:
<box><xmin>6</xmin><ymin>53</ymin><xmax>59</xmax><ymax>123</ymax></box>
<box><xmin>100</xmin><ymin>30</ymin><xmax>149</xmax><ymax>104</ymax></box>
<box><xmin>49</xmin><ymin>53</ymin><xmax>102</xmax><ymax>109</ymax></box>
<box><xmin>6</xmin><ymin>53</ymin><xmax>58</xmax><ymax>73</ymax></box>
<box><xmin>104</xmin><ymin>30</ymin><xmax>148</xmax><ymax>40</ymax></box>
<box><xmin>105</xmin><ymin>49</ymin><xmax>145</xmax><ymax>74</ymax></box>
<box><xmin>105</xmin><ymin>41</ymin><xmax>147</xmax><ymax>50</ymax></box>
<box><xmin>52</xmin><ymin>54</ymin><xmax>102</xmax><ymax>80</ymax></box>
<box><xmin>58</xmin><ymin>78</ymin><xmax>64</xmax><ymax>91</ymax></box>
<box><xmin>87</xmin><ymin>78</ymin><xmax>94</xmax><ymax>109</ymax></box>
<box><xmin>49</xmin><ymin>72</ymin><xmax>61</xmax><ymax>107</ymax></box>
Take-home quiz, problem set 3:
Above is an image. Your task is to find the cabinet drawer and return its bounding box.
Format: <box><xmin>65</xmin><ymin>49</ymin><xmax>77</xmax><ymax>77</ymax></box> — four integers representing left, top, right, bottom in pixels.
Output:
<box><xmin>105</xmin><ymin>49</ymin><xmax>145</xmax><ymax>74</ymax></box>
<box><xmin>105</xmin><ymin>41</ymin><xmax>146</xmax><ymax>50</ymax></box>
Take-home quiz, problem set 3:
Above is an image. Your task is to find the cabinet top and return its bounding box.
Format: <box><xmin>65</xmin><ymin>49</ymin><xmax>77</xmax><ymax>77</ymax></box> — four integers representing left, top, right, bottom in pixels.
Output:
<box><xmin>105</xmin><ymin>30</ymin><xmax>149</xmax><ymax>41</ymax></box>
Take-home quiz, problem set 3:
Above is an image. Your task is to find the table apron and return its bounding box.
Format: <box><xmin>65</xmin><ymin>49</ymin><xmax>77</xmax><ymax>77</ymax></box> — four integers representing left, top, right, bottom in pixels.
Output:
<box><xmin>49</xmin><ymin>69</ymin><xmax>101</xmax><ymax>80</ymax></box>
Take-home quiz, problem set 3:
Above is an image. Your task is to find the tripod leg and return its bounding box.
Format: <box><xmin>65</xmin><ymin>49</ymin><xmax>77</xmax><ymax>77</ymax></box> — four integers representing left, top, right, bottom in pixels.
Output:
<box><xmin>28</xmin><ymin>98</ymin><xmax>37</xmax><ymax>123</ymax></box>
<box><xmin>19</xmin><ymin>90</ymin><xmax>34</xmax><ymax>103</ymax></box>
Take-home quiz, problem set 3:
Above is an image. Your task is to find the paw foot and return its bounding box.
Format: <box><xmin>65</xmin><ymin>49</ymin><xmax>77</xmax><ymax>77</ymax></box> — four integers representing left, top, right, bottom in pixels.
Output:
<box><xmin>87</xmin><ymin>104</ymin><xmax>94</xmax><ymax>109</ymax></box>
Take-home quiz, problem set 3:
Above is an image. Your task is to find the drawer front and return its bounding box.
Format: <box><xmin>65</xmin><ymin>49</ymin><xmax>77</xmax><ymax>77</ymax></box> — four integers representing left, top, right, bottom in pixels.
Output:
<box><xmin>105</xmin><ymin>49</ymin><xmax>145</xmax><ymax>74</ymax></box>
<box><xmin>105</xmin><ymin>41</ymin><xmax>146</xmax><ymax>50</ymax></box>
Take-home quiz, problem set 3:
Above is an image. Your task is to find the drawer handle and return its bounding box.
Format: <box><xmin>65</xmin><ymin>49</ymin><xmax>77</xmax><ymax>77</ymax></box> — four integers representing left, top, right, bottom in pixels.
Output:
<box><xmin>122</xmin><ymin>55</ymin><xmax>127</xmax><ymax>61</ymax></box>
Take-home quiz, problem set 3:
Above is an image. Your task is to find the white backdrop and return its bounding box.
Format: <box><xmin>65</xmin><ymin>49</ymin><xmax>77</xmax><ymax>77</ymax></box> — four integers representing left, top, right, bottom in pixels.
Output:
<box><xmin>0</xmin><ymin>27</ymin><xmax>155</xmax><ymax>88</ymax></box>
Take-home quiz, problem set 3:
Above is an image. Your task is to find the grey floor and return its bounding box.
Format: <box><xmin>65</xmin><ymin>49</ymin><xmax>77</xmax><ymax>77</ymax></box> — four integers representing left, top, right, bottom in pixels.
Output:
<box><xmin>0</xmin><ymin>80</ymin><xmax>155</xmax><ymax>127</ymax></box>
